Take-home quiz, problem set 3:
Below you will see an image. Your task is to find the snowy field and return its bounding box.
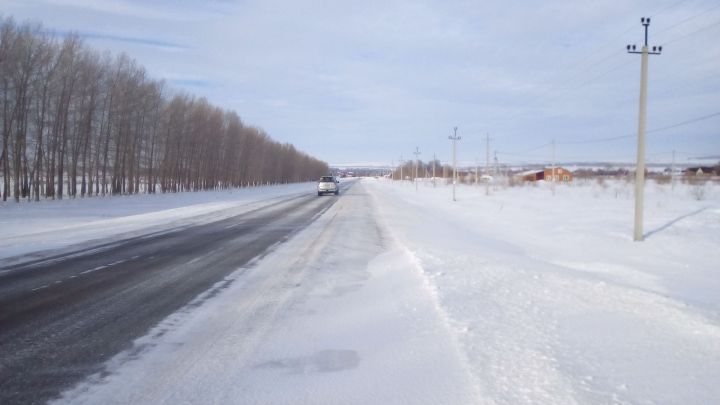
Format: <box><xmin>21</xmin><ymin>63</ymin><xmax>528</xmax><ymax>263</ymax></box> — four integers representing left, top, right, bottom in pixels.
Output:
<box><xmin>4</xmin><ymin>177</ymin><xmax>719</xmax><ymax>404</ymax></box>
<box><xmin>366</xmin><ymin>177</ymin><xmax>720</xmax><ymax>404</ymax></box>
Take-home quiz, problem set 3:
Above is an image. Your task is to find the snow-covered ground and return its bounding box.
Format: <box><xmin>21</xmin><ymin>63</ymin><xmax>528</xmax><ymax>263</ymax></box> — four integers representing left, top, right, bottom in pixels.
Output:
<box><xmin>366</xmin><ymin>178</ymin><xmax>720</xmax><ymax>404</ymax></box>
<box><xmin>0</xmin><ymin>183</ymin><xmax>315</xmax><ymax>264</ymax></box>
<box><xmin>5</xmin><ymin>178</ymin><xmax>719</xmax><ymax>404</ymax></box>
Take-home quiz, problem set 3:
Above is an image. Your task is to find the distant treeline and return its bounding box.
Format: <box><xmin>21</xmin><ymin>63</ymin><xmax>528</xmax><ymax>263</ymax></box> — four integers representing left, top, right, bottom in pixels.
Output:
<box><xmin>0</xmin><ymin>17</ymin><xmax>328</xmax><ymax>202</ymax></box>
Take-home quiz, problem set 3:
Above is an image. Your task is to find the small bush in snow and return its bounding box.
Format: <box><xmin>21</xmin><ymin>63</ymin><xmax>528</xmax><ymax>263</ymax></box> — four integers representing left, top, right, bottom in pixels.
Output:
<box><xmin>690</xmin><ymin>184</ymin><xmax>706</xmax><ymax>201</ymax></box>
<box><xmin>653</xmin><ymin>175</ymin><xmax>671</xmax><ymax>185</ymax></box>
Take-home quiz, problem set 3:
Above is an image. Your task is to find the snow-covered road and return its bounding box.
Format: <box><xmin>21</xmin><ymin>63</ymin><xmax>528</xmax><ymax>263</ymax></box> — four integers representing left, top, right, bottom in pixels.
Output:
<box><xmin>1</xmin><ymin>184</ymin><xmax>349</xmax><ymax>404</ymax></box>
<box><xmin>53</xmin><ymin>180</ymin><xmax>482</xmax><ymax>404</ymax></box>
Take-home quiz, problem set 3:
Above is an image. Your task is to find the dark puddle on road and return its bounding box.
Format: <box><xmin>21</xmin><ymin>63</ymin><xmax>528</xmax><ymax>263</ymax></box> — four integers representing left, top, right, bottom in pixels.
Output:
<box><xmin>254</xmin><ymin>349</ymin><xmax>360</xmax><ymax>374</ymax></box>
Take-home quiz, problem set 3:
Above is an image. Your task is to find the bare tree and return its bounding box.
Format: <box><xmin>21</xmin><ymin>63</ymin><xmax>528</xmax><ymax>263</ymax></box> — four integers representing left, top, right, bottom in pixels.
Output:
<box><xmin>0</xmin><ymin>17</ymin><xmax>329</xmax><ymax>202</ymax></box>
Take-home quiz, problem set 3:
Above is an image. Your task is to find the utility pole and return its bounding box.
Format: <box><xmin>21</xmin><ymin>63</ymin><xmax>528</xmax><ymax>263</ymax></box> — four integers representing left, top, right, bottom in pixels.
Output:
<box><xmin>551</xmin><ymin>139</ymin><xmax>556</xmax><ymax>196</ymax></box>
<box><xmin>399</xmin><ymin>154</ymin><xmax>404</xmax><ymax>183</ymax></box>
<box><xmin>494</xmin><ymin>151</ymin><xmax>499</xmax><ymax>191</ymax></box>
<box><xmin>671</xmin><ymin>149</ymin><xmax>676</xmax><ymax>191</ymax></box>
<box><xmin>494</xmin><ymin>151</ymin><xmax>499</xmax><ymax>176</ymax></box>
<box><xmin>448</xmin><ymin>127</ymin><xmax>461</xmax><ymax>201</ymax></box>
<box><xmin>485</xmin><ymin>133</ymin><xmax>490</xmax><ymax>196</ymax></box>
<box><xmin>413</xmin><ymin>146</ymin><xmax>421</xmax><ymax>191</ymax></box>
<box><xmin>432</xmin><ymin>153</ymin><xmax>436</xmax><ymax>188</ymax></box>
<box><xmin>475</xmin><ymin>158</ymin><xmax>479</xmax><ymax>186</ymax></box>
<box><xmin>628</xmin><ymin>17</ymin><xmax>662</xmax><ymax>241</ymax></box>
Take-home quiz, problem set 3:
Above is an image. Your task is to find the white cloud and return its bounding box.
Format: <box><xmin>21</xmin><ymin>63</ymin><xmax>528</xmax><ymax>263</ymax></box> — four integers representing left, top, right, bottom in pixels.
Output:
<box><xmin>43</xmin><ymin>0</ymin><xmax>187</xmax><ymax>20</ymax></box>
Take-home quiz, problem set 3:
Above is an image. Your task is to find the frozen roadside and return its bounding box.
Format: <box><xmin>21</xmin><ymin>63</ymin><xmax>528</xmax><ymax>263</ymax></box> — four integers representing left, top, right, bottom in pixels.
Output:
<box><xmin>365</xmin><ymin>178</ymin><xmax>720</xmax><ymax>405</ymax></box>
<box><xmin>54</xmin><ymin>180</ymin><xmax>484</xmax><ymax>405</ymax></box>
<box><xmin>0</xmin><ymin>183</ymin><xmax>318</xmax><ymax>265</ymax></box>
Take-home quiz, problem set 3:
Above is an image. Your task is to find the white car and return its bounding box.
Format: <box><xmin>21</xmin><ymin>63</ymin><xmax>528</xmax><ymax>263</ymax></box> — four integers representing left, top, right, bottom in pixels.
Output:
<box><xmin>317</xmin><ymin>176</ymin><xmax>339</xmax><ymax>196</ymax></box>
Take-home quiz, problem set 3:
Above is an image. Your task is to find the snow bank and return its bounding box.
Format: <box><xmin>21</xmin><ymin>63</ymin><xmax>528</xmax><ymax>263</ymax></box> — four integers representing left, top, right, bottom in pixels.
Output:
<box><xmin>365</xmin><ymin>177</ymin><xmax>720</xmax><ymax>404</ymax></box>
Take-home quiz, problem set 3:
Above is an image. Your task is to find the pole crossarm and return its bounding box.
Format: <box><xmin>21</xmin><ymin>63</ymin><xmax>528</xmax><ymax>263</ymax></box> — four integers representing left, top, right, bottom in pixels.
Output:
<box><xmin>627</xmin><ymin>17</ymin><xmax>663</xmax><ymax>56</ymax></box>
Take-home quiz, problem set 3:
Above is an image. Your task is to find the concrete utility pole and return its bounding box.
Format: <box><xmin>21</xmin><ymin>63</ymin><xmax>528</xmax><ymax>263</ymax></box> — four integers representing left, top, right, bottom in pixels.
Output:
<box><xmin>432</xmin><ymin>153</ymin><xmax>437</xmax><ymax>188</ymax></box>
<box><xmin>485</xmin><ymin>133</ymin><xmax>491</xmax><ymax>196</ymax></box>
<box><xmin>413</xmin><ymin>146</ymin><xmax>421</xmax><ymax>191</ymax></box>
<box><xmin>399</xmin><ymin>154</ymin><xmax>404</xmax><ymax>183</ymax></box>
<box><xmin>494</xmin><ymin>151</ymin><xmax>499</xmax><ymax>176</ymax></box>
<box><xmin>628</xmin><ymin>17</ymin><xmax>662</xmax><ymax>241</ymax></box>
<box><xmin>551</xmin><ymin>139</ymin><xmax>556</xmax><ymax>196</ymax></box>
<box><xmin>671</xmin><ymin>149</ymin><xmax>676</xmax><ymax>191</ymax></box>
<box><xmin>493</xmin><ymin>151</ymin><xmax>499</xmax><ymax>191</ymax></box>
<box><xmin>448</xmin><ymin>127</ymin><xmax>461</xmax><ymax>201</ymax></box>
<box><xmin>475</xmin><ymin>158</ymin><xmax>479</xmax><ymax>186</ymax></box>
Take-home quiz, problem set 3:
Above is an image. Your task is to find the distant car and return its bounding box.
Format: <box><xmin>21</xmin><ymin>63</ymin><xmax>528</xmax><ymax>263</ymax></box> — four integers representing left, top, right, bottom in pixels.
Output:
<box><xmin>317</xmin><ymin>175</ymin><xmax>339</xmax><ymax>196</ymax></box>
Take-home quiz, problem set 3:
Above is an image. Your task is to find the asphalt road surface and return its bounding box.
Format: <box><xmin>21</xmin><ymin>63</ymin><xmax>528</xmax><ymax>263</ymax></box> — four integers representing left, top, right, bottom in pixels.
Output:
<box><xmin>0</xmin><ymin>182</ymin><xmax>351</xmax><ymax>405</ymax></box>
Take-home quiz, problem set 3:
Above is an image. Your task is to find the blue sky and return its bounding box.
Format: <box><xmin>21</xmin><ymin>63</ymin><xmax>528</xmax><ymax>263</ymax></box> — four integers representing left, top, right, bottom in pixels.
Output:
<box><xmin>2</xmin><ymin>0</ymin><xmax>719</xmax><ymax>166</ymax></box>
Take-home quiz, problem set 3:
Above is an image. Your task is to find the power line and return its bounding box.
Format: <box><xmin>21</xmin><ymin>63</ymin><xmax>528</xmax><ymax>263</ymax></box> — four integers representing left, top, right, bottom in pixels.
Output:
<box><xmin>496</xmin><ymin>152</ymin><xmax>549</xmax><ymax>159</ymax></box>
<box><xmin>645</xmin><ymin>150</ymin><xmax>697</xmax><ymax>157</ymax></box>
<box><xmin>496</xmin><ymin>142</ymin><xmax>551</xmax><ymax>156</ymax></box>
<box><xmin>501</xmin><ymin>110</ymin><xmax>720</xmax><ymax>155</ymax></box>
<box><xmin>558</xmin><ymin>134</ymin><xmax>634</xmax><ymax>145</ymax></box>
<box><xmin>646</xmin><ymin>111</ymin><xmax>720</xmax><ymax>133</ymax></box>
<box><xmin>656</xmin><ymin>2</ymin><xmax>720</xmax><ymax>36</ymax></box>
<box><xmin>660</xmin><ymin>16</ymin><xmax>720</xmax><ymax>45</ymax></box>
<box><xmin>496</xmin><ymin>6</ymin><xmax>719</xmax><ymax>143</ymax></box>
<box><xmin>548</xmin><ymin>0</ymin><xmax>690</xmax><ymax>79</ymax></box>
<box><xmin>530</xmin><ymin>53</ymin><xmax>632</xmax><ymax>109</ymax></box>
<box><xmin>499</xmin><ymin>57</ymin><xmax>632</xmax><ymax>123</ymax></box>
<box><xmin>558</xmin><ymin>27</ymin><xmax>635</xmax><ymax>75</ymax></box>
<box><xmin>572</xmin><ymin>59</ymin><xmax>634</xmax><ymax>89</ymax></box>
<box><xmin>650</xmin><ymin>0</ymin><xmax>693</xmax><ymax>18</ymax></box>
<box><xmin>506</xmin><ymin>2</ymin><xmax>705</xmax><ymax>113</ymax></box>
<box><xmin>557</xmin><ymin>110</ymin><xmax>720</xmax><ymax>144</ymax></box>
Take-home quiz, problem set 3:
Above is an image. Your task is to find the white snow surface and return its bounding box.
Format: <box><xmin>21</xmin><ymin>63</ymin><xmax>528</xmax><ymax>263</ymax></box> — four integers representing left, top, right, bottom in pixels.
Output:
<box><xmin>364</xmin><ymin>178</ymin><xmax>720</xmax><ymax>404</ymax></box>
<box><xmin>6</xmin><ymin>178</ymin><xmax>718</xmax><ymax>404</ymax></box>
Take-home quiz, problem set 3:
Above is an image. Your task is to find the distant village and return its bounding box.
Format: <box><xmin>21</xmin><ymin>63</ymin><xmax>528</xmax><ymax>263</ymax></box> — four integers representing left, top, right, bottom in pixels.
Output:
<box><xmin>332</xmin><ymin>161</ymin><xmax>720</xmax><ymax>183</ymax></box>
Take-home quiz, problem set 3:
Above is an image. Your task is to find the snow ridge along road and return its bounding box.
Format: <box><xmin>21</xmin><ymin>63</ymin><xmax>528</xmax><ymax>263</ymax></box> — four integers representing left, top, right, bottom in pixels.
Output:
<box><xmin>0</xmin><ymin>182</ymin><xmax>351</xmax><ymax>405</ymax></box>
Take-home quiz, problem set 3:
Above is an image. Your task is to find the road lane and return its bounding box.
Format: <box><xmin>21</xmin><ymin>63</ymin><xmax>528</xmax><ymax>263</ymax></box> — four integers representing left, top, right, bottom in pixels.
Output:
<box><xmin>0</xmin><ymin>182</ymin><xmax>351</xmax><ymax>405</ymax></box>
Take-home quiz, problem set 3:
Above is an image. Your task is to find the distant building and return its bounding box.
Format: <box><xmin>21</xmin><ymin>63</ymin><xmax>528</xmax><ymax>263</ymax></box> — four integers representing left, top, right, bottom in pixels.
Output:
<box><xmin>684</xmin><ymin>167</ymin><xmax>717</xmax><ymax>176</ymax></box>
<box><xmin>519</xmin><ymin>167</ymin><xmax>573</xmax><ymax>182</ymax></box>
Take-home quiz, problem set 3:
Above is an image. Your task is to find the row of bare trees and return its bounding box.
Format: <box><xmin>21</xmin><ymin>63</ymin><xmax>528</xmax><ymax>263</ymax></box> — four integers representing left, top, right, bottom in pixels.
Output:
<box><xmin>392</xmin><ymin>160</ymin><xmax>450</xmax><ymax>180</ymax></box>
<box><xmin>0</xmin><ymin>17</ymin><xmax>328</xmax><ymax>202</ymax></box>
